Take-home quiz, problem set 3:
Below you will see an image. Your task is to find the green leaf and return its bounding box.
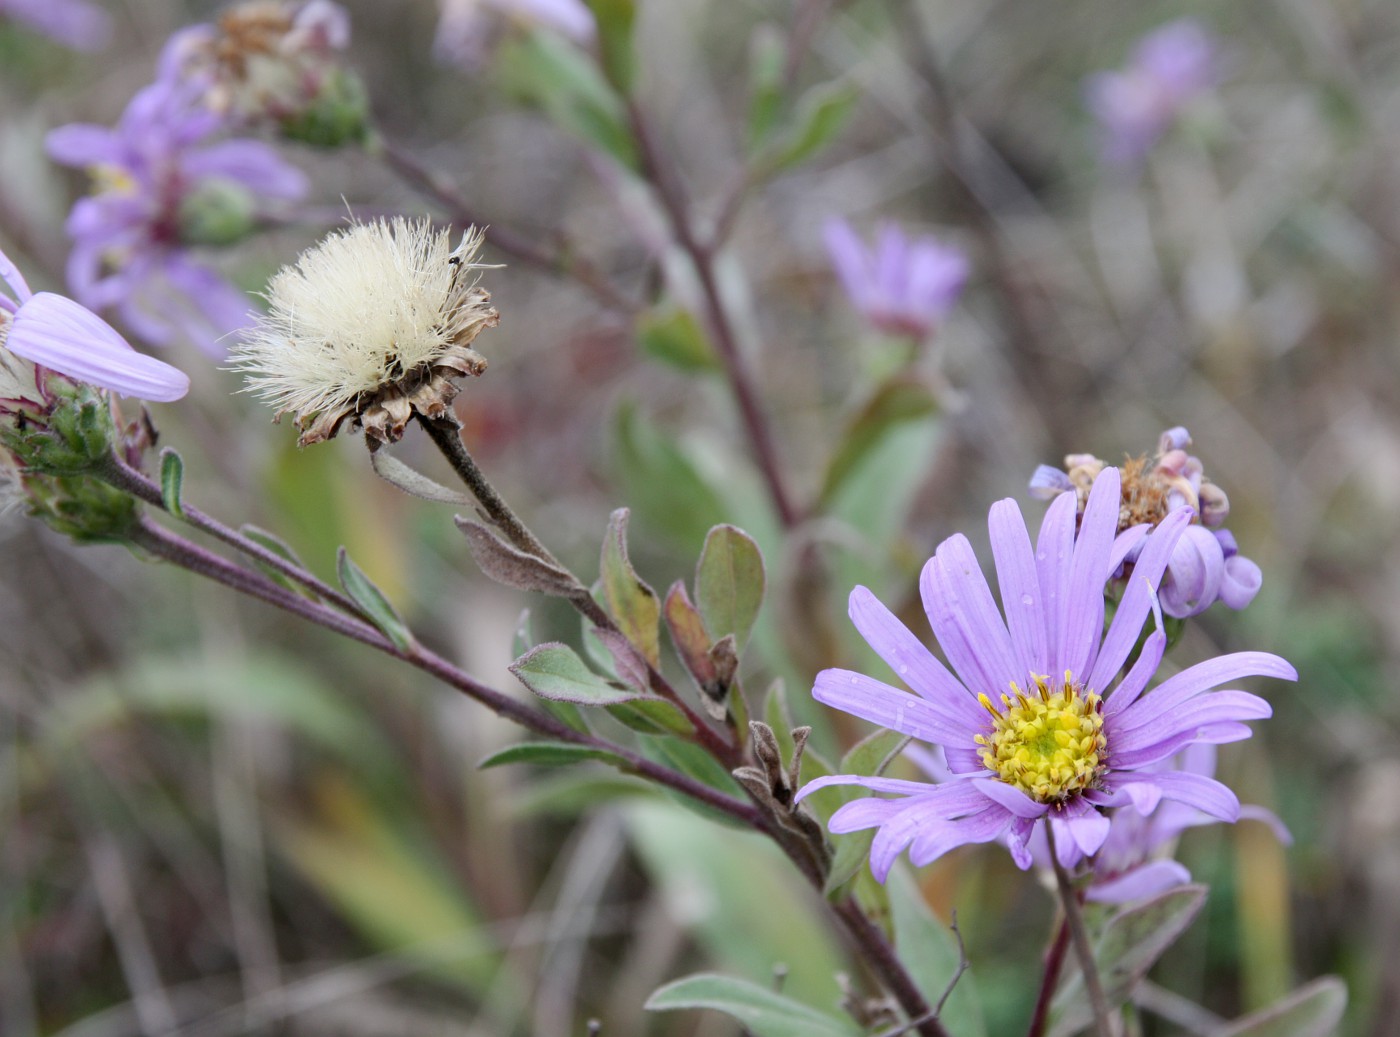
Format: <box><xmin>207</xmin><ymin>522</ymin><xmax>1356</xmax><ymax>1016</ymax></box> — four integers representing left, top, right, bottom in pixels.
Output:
<box><xmin>457</xmin><ymin>518</ymin><xmax>583</xmax><ymax>597</ymax></box>
<box><xmin>336</xmin><ymin>547</ymin><xmax>414</xmax><ymax>652</ymax></box>
<box><xmin>644</xmin><ymin>737</ymin><xmax>748</xmax><ymax>826</ymax></box>
<box><xmin>599</xmin><ymin>508</ymin><xmax>661</xmax><ymax>667</ymax></box>
<box><xmin>755</xmin><ymin>80</ymin><xmax>858</xmax><ymax>176</ymax></box>
<box><xmin>1049</xmin><ymin>885</ymin><xmax>1208</xmax><ymax>1037</ymax></box>
<box><xmin>745</xmin><ymin>24</ymin><xmax>787</xmax><ymax>152</ymax></box>
<box><xmin>238</xmin><ymin>523</ymin><xmax>319</xmax><ymax>597</ymax></box>
<box><xmin>606</xmin><ymin>697</ymin><xmax>695</xmax><ymax>736</ymax></box>
<box><xmin>496</xmin><ymin>32</ymin><xmax>637</xmax><ymax>169</ymax></box>
<box><xmin>1213</xmin><ymin>977</ymin><xmax>1347</xmax><ymax>1037</ymax></box>
<box><xmin>509</xmin><ymin>642</ymin><xmax>640</xmax><ymax>705</ymax></box>
<box><xmin>585</xmin><ymin>0</ymin><xmax>635</xmax><ymax>94</ymax></box>
<box><xmin>159</xmin><ymin>448</ymin><xmax>185</xmax><ymax>518</ymax></box>
<box><xmin>369</xmin><ymin>449</ymin><xmax>472</xmax><ymax>506</ymax></box>
<box><xmin>477</xmin><ymin>741</ymin><xmax>630</xmax><ymax>770</ymax></box>
<box><xmin>819</xmin><ymin>376</ymin><xmax>938</xmax><ymax>507</ymax></box>
<box><xmin>637</xmin><ymin>305</ymin><xmax>720</xmax><ymax>372</ymax></box>
<box><xmin>695</xmin><ymin>524</ymin><xmax>766</xmax><ymax>651</ymax></box>
<box><xmin>612</xmin><ymin>401</ymin><xmax>728</xmax><ymax>550</ymax></box>
<box><xmin>645</xmin><ymin>973</ymin><xmax>860</xmax><ymax>1037</ymax></box>
<box><xmin>887</xmin><ymin>867</ymin><xmax>987</xmax><ymax>1037</ymax></box>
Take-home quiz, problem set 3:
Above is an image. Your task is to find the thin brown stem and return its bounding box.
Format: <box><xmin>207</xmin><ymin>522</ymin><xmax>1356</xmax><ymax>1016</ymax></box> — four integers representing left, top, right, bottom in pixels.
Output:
<box><xmin>833</xmin><ymin>899</ymin><xmax>953</xmax><ymax>1037</ymax></box>
<box><xmin>130</xmin><ymin>516</ymin><xmax>761</xmax><ymax>827</ymax></box>
<box><xmin>624</xmin><ymin>100</ymin><xmax>801</xmax><ymax>528</ymax></box>
<box><xmin>375</xmin><ymin>135</ymin><xmax>639</xmax><ymax>314</ymax></box>
<box><xmin>1045</xmin><ymin>825</ymin><xmax>1116</xmax><ymax>1037</ymax></box>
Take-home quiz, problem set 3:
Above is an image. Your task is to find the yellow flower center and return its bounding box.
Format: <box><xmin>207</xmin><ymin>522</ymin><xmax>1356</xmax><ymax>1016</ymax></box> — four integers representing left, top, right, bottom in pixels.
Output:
<box><xmin>90</xmin><ymin>164</ymin><xmax>137</xmax><ymax>197</ymax></box>
<box><xmin>975</xmin><ymin>674</ymin><xmax>1106</xmax><ymax>803</ymax></box>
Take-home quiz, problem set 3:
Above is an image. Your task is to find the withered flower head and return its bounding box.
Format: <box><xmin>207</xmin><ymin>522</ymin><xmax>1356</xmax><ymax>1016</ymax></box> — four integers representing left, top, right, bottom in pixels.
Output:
<box><xmin>232</xmin><ymin>218</ymin><xmax>499</xmax><ymax>446</ymax></box>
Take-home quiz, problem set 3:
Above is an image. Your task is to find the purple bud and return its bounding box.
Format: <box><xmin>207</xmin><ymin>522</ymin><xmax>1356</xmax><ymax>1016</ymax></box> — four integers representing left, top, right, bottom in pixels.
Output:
<box><xmin>1029</xmin><ymin>464</ymin><xmax>1073</xmax><ymax>500</ymax></box>
<box><xmin>1158</xmin><ymin>426</ymin><xmax>1192</xmax><ymax>453</ymax></box>
<box><xmin>1159</xmin><ymin>524</ymin><xmax>1225</xmax><ymax>618</ymax></box>
<box><xmin>1219</xmin><ymin>554</ymin><xmax>1262</xmax><ymax>610</ymax></box>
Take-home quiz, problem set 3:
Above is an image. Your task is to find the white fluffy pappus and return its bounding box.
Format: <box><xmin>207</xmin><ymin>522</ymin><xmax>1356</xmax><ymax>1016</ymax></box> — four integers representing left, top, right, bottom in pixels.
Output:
<box><xmin>233</xmin><ymin>217</ymin><xmax>499</xmax><ymax>445</ymax></box>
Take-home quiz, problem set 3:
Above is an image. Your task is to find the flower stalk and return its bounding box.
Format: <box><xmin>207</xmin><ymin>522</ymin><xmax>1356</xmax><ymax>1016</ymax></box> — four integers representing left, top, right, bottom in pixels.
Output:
<box><xmin>1046</xmin><ymin>823</ymin><xmax>1116</xmax><ymax>1037</ymax></box>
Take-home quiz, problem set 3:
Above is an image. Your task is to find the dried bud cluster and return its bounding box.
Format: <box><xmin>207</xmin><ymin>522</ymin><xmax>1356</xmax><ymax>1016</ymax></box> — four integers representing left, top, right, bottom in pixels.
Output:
<box><xmin>233</xmin><ymin>218</ymin><xmax>500</xmax><ymax>446</ymax></box>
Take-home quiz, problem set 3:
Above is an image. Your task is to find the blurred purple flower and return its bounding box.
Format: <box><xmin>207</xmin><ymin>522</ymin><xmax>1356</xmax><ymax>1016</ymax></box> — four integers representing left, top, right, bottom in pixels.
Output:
<box><xmin>1085</xmin><ymin>19</ymin><xmax>1219</xmax><ymax>166</ymax></box>
<box><xmin>47</xmin><ymin>79</ymin><xmax>307</xmax><ymax>357</ymax></box>
<box><xmin>796</xmin><ymin>468</ymin><xmax>1294</xmax><ymax>881</ymax></box>
<box><xmin>0</xmin><ymin>0</ymin><xmax>112</xmax><ymax>51</ymax></box>
<box><xmin>824</xmin><ymin>219</ymin><xmax>969</xmax><ymax>339</ymax></box>
<box><xmin>0</xmin><ymin>247</ymin><xmax>189</xmax><ymax>404</ymax></box>
<box><xmin>434</xmin><ymin>0</ymin><xmax>596</xmax><ymax>69</ymax></box>
<box><xmin>1031</xmin><ymin>427</ymin><xmax>1262</xmax><ymax>618</ymax></box>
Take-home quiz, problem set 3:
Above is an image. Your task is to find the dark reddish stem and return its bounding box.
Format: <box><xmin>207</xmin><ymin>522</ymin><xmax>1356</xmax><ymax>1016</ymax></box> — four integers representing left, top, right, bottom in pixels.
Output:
<box><xmin>1025</xmin><ymin>917</ymin><xmax>1071</xmax><ymax>1037</ymax></box>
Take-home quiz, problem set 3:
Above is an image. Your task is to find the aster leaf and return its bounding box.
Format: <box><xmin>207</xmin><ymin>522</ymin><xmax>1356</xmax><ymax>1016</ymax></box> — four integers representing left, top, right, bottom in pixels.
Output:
<box><xmin>159</xmin><ymin>447</ymin><xmax>185</xmax><ymax>519</ymax></box>
<box><xmin>497</xmin><ymin>32</ymin><xmax>638</xmax><ymax>170</ymax></box>
<box><xmin>637</xmin><ymin>305</ymin><xmax>720</xmax><ymax>372</ymax></box>
<box><xmin>1048</xmin><ymin>884</ymin><xmax>1208</xmax><ymax>1037</ymax></box>
<box><xmin>645</xmin><ymin>973</ymin><xmax>860</xmax><ymax>1037</ymax></box>
<box><xmin>664</xmin><ymin>580</ymin><xmax>718</xmax><ymax>689</ymax></box>
<box><xmin>337</xmin><ymin>548</ymin><xmax>415</xmax><ymax>652</ymax></box>
<box><xmin>370</xmin><ymin>449</ymin><xmax>472</xmax><ymax>506</ymax></box>
<box><xmin>457</xmin><ymin>519</ymin><xmax>585</xmax><ymax>598</ymax></box>
<box><xmin>477</xmin><ymin>741</ymin><xmax>630</xmax><ymax>770</ymax></box>
<box><xmin>239</xmin><ymin>524</ymin><xmax>319</xmax><ymax>599</ymax></box>
<box><xmin>510</xmin><ymin>643</ymin><xmax>641</xmax><ymax>706</ymax></box>
<box><xmin>599</xmin><ymin>508</ymin><xmax>662</xmax><ymax>667</ymax></box>
<box><xmin>696</xmin><ymin>524</ymin><xmax>766</xmax><ymax>652</ymax></box>
<box><xmin>753</xmin><ymin>80</ymin><xmax>859</xmax><ymax>178</ymax></box>
<box><xmin>1209</xmin><ymin>976</ymin><xmax>1347</xmax><ymax>1037</ymax></box>
<box><xmin>818</xmin><ymin>376</ymin><xmax>938</xmax><ymax>507</ymax></box>
<box><xmin>586</xmin><ymin>0</ymin><xmax>636</xmax><ymax>94</ymax></box>
<box><xmin>606</xmin><ymin>698</ymin><xmax>696</xmax><ymax>737</ymax></box>
<box><xmin>745</xmin><ymin>25</ymin><xmax>786</xmax><ymax>153</ymax></box>
<box><xmin>644</xmin><ymin>738</ymin><xmax>749</xmax><ymax>827</ymax></box>
<box><xmin>888</xmin><ymin>867</ymin><xmax>988</xmax><ymax>1037</ymax></box>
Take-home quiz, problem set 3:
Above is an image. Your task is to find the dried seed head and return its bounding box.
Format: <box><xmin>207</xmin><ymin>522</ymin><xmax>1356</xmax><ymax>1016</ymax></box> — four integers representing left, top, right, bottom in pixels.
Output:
<box><xmin>233</xmin><ymin>218</ymin><xmax>500</xmax><ymax>446</ymax></box>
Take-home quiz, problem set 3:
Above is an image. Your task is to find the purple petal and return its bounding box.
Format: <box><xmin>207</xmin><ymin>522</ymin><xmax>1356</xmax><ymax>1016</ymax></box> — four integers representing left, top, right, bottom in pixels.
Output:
<box><xmin>1114</xmin><ymin>652</ymin><xmax>1296</xmax><ymax>733</ymax></box>
<box><xmin>1061</xmin><ymin>467</ymin><xmax>1121</xmax><ymax>678</ymax></box>
<box><xmin>1090</xmin><ymin>507</ymin><xmax>1192</xmax><ymax>692</ymax></box>
<box><xmin>1061</xmin><ymin>797</ymin><xmax>1112</xmax><ymax>856</ymax></box>
<box><xmin>1087</xmin><ymin>860</ymin><xmax>1192</xmax><ymax>903</ymax></box>
<box><xmin>869</xmin><ymin>798</ymin><xmax>935</xmax><ymax>882</ymax></box>
<box><xmin>1029</xmin><ymin>465</ymin><xmax>1072</xmax><ymax>500</ymax></box>
<box><xmin>989</xmin><ymin>498</ymin><xmax>1049</xmax><ymax>681</ymax></box>
<box><xmin>970</xmin><ymin>777</ymin><xmax>1048</xmax><ymax>819</ymax></box>
<box><xmin>1128</xmin><ymin>771</ymin><xmax>1239</xmax><ymax>821</ymax></box>
<box><xmin>812</xmin><ymin>669</ymin><xmax>981</xmax><ymax>747</ymax></box>
<box><xmin>796</xmin><ymin>772</ymin><xmax>943</xmax><ymax>803</ymax></box>
<box><xmin>828</xmin><ymin>795</ymin><xmax>908</xmax><ymax>834</ymax></box>
<box><xmin>908</xmin><ymin>806</ymin><xmax>1009</xmax><ymax>867</ymax></box>
<box><xmin>824</xmin><ymin>219</ymin><xmax>870</xmax><ymax>309</ymax></box>
<box><xmin>1035</xmin><ymin>490</ymin><xmax>1077</xmax><ymax>676</ymax></box>
<box><xmin>847</xmin><ymin>586</ymin><xmax>987</xmax><ymax>730</ymax></box>
<box><xmin>8</xmin><ymin>292</ymin><xmax>189</xmax><ymax>401</ymax></box>
<box><xmin>1107</xmin><ymin>524</ymin><xmax>1149</xmax><ymax>576</ymax></box>
<box><xmin>1239</xmin><ymin>805</ymin><xmax>1292</xmax><ymax>845</ymax></box>
<box><xmin>45</xmin><ymin>123</ymin><xmax>122</xmax><ymax>167</ymax></box>
<box><xmin>921</xmin><ymin>534</ymin><xmax>1020</xmax><ymax>695</ymax></box>
<box><xmin>1160</xmin><ymin>525</ymin><xmax>1225</xmax><ymax>618</ymax></box>
<box><xmin>1219</xmin><ymin>554</ymin><xmax>1262</xmax><ymax>610</ymax></box>
<box><xmin>3</xmin><ymin>0</ymin><xmax>112</xmax><ymax>51</ymax></box>
<box><xmin>1103</xmin><ymin>629</ymin><xmax>1166</xmax><ymax>714</ymax></box>
<box><xmin>181</xmin><ymin>140</ymin><xmax>309</xmax><ymax>200</ymax></box>
<box><xmin>0</xmin><ymin>246</ymin><xmax>33</xmax><ymax>304</ymax></box>
<box><xmin>1109</xmin><ymin>691</ymin><xmax>1270</xmax><ymax>759</ymax></box>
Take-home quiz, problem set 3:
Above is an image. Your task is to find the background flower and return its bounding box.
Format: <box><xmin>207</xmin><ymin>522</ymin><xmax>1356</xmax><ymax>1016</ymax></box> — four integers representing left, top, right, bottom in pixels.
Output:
<box><xmin>0</xmin><ymin>0</ymin><xmax>111</xmax><ymax>51</ymax></box>
<box><xmin>824</xmin><ymin>219</ymin><xmax>968</xmax><ymax>339</ymax></box>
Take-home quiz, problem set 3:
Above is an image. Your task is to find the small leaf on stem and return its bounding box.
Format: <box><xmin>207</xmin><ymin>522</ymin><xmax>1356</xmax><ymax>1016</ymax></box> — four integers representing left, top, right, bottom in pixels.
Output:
<box><xmin>599</xmin><ymin>508</ymin><xmax>661</xmax><ymax>666</ymax></box>
<box><xmin>510</xmin><ymin>642</ymin><xmax>641</xmax><ymax>705</ymax></box>
<box><xmin>336</xmin><ymin>547</ymin><xmax>415</xmax><ymax>651</ymax></box>
<box><xmin>159</xmin><ymin>448</ymin><xmax>185</xmax><ymax>518</ymax></box>
<box><xmin>457</xmin><ymin>518</ymin><xmax>584</xmax><ymax>597</ymax></box>
<box><xmin>696</xmin><ymin>524</ymin><xmax>766</xmax><ymax>651</ymax></box>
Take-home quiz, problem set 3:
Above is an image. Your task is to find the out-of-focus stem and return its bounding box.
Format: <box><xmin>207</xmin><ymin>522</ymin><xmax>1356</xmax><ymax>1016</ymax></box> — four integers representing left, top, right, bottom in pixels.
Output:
<box><xmin>375</xmin><ymin>136</ymin><xmax>639</xmax><ymax>315</ymax></box>
<box><xmin>833</xmin><ymin>899</ymin><xmax>953</xmax><ymax>1037</ymax></box>
<box><xmin>1025</xmin><ymin>916</ymin><xmax>1071</xmax><ymax>1037</ymax></box>
<box><xmin>416</xmin><ymin>415</ymin><xmax>741</xmax><ymax>767</ymax></box>
<box><xmin>1046</xmin><ymin>825</ymin><xmax>1116</xmax><ymax>1037</ymax></box>
<box><xmin>624</xmin><ymin>100</ymin><xmax>801</xmax><ymax>529</ymax></box>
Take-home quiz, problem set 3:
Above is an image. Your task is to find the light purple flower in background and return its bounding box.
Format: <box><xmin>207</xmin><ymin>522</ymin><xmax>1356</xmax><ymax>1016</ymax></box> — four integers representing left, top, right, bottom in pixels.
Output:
<box><xmin>47</xmin><ymin>79</ymin><xmax>307</xmax><ymax>358</ymax></box>
<box><xmin>795</xmin><ymin>468</ymin><xmax>1295</xmax><ymax>882</ymax></box>
<box><xmin>434</xmin><ymin>0</ymin><xmax>596</xmax><ymax>70</ymax></box>
<box><xmin>824</xmin><ymin>219</ymin><xmax>969</xmax><ymax>339</ymax></box>
<box><xmin>0</xmin><ymin>247</ymin><xmax>189</xmax><ymax>404</ymax></box>
<box><xmin>1028</xmin><ymin>744</ymin><xmax>1289</xmax><ymax>903</ymax></box>
<box><xmin>1031</xmin><ymin>427</ymin><xmax>1262</xmax><ymax>618</ymax></box>
<box><xmin>0</xmin><ymin>0</ymin><xmax>112</xmax><ymax>52</ymax></box>
<box><xmin>1085</xmin><ymin>19</ymin><xmax>1219</xmax><ymax>166</ymax></box>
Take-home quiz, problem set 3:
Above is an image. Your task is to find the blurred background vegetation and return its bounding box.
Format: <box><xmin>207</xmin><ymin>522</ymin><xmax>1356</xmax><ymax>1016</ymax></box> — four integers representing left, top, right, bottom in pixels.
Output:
<box><xmin>1</xmin><ymin>0</ymin><xmax>1397</xmax><ymax>1034</ymax></box>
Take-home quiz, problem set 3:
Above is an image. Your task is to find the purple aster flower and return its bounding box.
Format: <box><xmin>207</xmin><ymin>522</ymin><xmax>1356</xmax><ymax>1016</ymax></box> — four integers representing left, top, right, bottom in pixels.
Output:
<box><xmin>1031</xmin><ymin>427</ymin><xmax>1262</xmax><ymax>618</ymax></box>
<box><xmin>434</xmin><ymin>0</ymin><xmax>596</xmax><ymax>70</ymax></box>
<box><xmin>795</xmin><ymin>467</ymin><xmax>1295</xmax><ymax>882</ymax></box>
<box><xmin>0</xmin><ymin>0</ymin><xmax>112</xmax><ymax>51</ymax></box>
<box><xmin>1084</xmin><ymin>19</ymin><xmax>1219</xmax><ymax>166</ymax></box>
<box><xmin>0</xmin><ymin>247</ymin><xmax>189</xmax><ymax>404</ymax></box>
<box><xmin>824</xmin><ymin>219</ymin><xmax>969</xmax><ymax>340</ymax></box>
<box><xmin>47</xmin><ymin>78</ymin><xmax>307</xmax><ymax>357</ymax></box>
<box><xmin>158</xmin><ymin>1</ymin><xmax>366</xmax><ymax>146</ymax></box>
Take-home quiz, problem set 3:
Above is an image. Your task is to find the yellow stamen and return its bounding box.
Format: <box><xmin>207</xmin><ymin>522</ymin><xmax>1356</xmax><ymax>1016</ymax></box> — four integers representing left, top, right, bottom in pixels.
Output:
<box><xmin>977</xmin><ymin>673</ymin><xmax>1106</xmax><ymax>803</ymax></box>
